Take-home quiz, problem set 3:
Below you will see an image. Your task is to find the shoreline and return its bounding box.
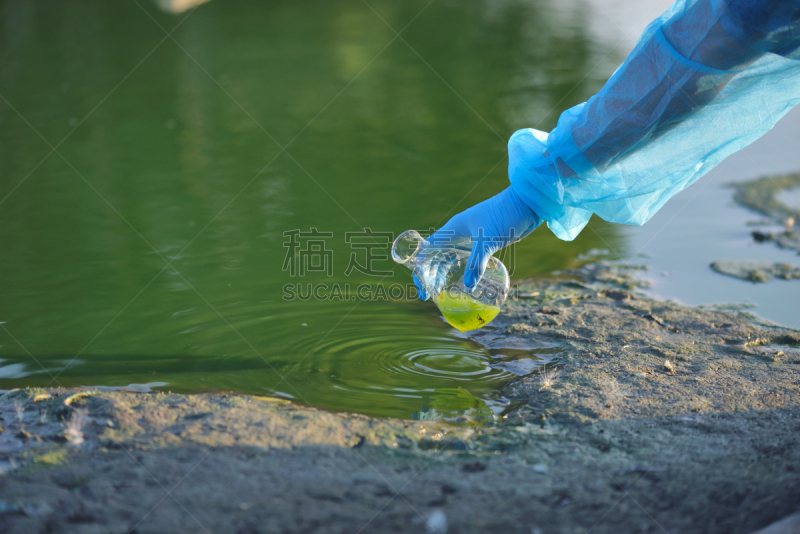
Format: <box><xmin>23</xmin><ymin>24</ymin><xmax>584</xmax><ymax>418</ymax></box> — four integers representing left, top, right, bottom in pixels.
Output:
<box><xmin>1</xmin><ymin>262</ymin><xmax>798</xmax><ymax>533</ymax></box>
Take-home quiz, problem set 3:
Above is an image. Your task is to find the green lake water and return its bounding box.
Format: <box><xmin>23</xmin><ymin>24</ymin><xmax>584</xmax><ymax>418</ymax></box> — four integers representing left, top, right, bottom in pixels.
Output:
<box><xmin>1</xmin><ymin>0</ymin><xmax>637</xmax><ymax>420</ymax></box>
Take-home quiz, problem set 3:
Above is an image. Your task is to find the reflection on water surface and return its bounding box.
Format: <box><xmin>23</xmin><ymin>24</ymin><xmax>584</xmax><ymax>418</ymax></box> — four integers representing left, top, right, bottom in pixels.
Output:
<box><xmin>0</xmin><ymin>0</ymin><xmax>624</xmax><ymax>420</ymax></box>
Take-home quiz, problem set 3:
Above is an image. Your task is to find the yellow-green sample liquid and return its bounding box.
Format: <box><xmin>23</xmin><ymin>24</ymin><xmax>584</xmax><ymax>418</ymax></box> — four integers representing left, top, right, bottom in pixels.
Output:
<box><xmin>436</xmin><ymin>291</ymin><xmax>501</xmax><ymax>332</ymax></box>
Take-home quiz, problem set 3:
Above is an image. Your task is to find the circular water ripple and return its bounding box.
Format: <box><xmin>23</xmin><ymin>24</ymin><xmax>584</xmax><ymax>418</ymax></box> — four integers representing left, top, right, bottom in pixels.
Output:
<box><xmin>401</xmin><ymin>347</ymin><xmax>496</xmax><ymax>379</ymax></box>
<box><xmin>306</xmin><ymin>326</ymin><xmax>511</xmax><ymax>384</ymax></box>
<box><xmin>277</xmin><ymin>316</ymin><xmax>515</xmax><ymax>419</ymax></box>
<box><xmin>24</xmin><ymin>303</ymin><xmax>523</xmax><ymax>421</ymax></box>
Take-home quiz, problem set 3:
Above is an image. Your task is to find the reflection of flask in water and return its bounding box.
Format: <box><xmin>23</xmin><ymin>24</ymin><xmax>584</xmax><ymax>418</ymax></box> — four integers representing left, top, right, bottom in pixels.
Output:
<box><xmin>391</xmin><ymin>230</ymin><xmax>509</xmax><ymax>332</ymax></box>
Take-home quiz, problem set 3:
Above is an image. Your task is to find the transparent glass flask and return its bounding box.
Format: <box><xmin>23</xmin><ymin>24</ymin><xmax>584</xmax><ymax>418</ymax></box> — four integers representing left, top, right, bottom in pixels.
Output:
<box><xmin>391</xmin><ymin>230</ymin><xmax>509</xmax><ymax>332</ymax></box>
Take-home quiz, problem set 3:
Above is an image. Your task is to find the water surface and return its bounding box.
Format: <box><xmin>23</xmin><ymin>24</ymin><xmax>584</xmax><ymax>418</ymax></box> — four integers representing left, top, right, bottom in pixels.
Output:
<box><xmin>0</xmin><ymin>0</ymin><xmax>623</xmax><ymax>420</ymax></box>
<box><xmin>1</xmin><ymin>0</ymin><xmax>796</xmax><ymax>420</ymax></box>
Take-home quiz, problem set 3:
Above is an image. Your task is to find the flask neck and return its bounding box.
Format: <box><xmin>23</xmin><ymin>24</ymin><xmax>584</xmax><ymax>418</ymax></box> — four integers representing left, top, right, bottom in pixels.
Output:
<box><xmin>391</xmin><ymin>229</ymin><xmax>424</xmax><ymax>266</ymax></box>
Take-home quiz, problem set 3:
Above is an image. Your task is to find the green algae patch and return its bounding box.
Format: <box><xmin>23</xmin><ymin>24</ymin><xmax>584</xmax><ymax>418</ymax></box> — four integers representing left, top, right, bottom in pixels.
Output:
<box><xmin>731</xmin><ymin>173</ymin><xmax>800</xmax><ymax>254</ymax></box>
<box><xmin>33</xmin><ymin>450</ymin><xmax>67</xmax><ymax>466</ymax></box>
<box><xmin>732</xmin><ymin>173</ymin><xmax>800</xmax><ymax>225</ymax></box>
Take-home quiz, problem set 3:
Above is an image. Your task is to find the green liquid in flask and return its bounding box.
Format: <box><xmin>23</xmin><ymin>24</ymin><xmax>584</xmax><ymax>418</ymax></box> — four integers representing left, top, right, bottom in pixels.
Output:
<box><xmin>436</xmin><ymin>291</ymin><xmax>501</xmax><ymax>332</ymax></box>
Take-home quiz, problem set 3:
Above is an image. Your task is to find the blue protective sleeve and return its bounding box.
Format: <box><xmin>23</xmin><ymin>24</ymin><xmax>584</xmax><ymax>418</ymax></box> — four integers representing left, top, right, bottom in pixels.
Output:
<box><xmin>509</xmin><ymin>0</ymin><xmax>800</xmax><ymax>241</ymax></box>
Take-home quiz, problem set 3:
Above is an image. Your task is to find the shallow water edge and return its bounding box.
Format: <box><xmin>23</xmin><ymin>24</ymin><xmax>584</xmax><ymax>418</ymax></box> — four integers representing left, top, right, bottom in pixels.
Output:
<box><xmin>1</xmin><ymin>262</ymin><xmax>798</xmax><ymax>534</ymax></box>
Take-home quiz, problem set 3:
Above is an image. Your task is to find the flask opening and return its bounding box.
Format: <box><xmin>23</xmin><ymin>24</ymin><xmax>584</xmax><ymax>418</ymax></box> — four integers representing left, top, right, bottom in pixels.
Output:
<box><xmin>391</xmin><ymin>230</ymin><xmax>424</xmax><ymax>264</ymax></box>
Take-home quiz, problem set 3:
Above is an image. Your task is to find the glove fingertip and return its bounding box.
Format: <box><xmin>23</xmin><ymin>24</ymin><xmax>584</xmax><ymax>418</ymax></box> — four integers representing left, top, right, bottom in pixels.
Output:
<box><xmin>413</xmin><ymin>274</ymin><xmax>429</xmax><ymax>301</ymax></box>
<box><xmin>464</xmin><ymin>240</ymin><xmax>491</xmax><ymax>290</ymax></box>
<box><xmin>463</xmin><ymin>268</ymin><xmax>479</xmax><ymax>290</ymax></box>
<box><xmin>464</xmin><ymin>256</ymin><xmax>486</xmax><ymax>289</ymax></box>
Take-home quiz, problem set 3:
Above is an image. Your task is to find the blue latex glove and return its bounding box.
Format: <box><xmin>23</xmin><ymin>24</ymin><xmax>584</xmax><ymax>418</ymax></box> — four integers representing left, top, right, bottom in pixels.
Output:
<box><xmin>510</xmin><ymin>0</ymin><xmax>800</xmax><ymax>241</ymax></box>
<box><xmin>414</xmin><ymin>187</ymin><xmax>541</xmax><ymax>301</ymax></box>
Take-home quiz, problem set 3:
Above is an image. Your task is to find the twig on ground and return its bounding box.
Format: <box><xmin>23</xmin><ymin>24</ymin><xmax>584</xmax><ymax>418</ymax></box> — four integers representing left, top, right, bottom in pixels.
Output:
<box><xmin>539</xmin><ymin>364</ymin><xmax>559</xmax><ymax>389</ymax></box>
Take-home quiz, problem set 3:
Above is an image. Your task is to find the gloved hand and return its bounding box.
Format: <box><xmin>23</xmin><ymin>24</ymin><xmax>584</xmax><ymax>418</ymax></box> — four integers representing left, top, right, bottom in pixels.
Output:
<box><xmin>414</xmin><ymin>186</ymin><xmax>541</xmax><ymax>301</ymax></box>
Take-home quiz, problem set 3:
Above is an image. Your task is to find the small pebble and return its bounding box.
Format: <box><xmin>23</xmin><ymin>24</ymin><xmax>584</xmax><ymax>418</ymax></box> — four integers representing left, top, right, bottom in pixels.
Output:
<box><xmin>425</xmin><ymin>509</ymin><xmax>447</xmax><ymax>533</ymax></box>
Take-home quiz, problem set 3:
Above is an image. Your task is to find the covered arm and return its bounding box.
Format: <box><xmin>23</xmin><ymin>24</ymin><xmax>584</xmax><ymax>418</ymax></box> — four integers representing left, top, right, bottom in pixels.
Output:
<box><xmin>510</xmin><ymin>0</ymin><xmax>800</xmax><ymax>241</ymax></box>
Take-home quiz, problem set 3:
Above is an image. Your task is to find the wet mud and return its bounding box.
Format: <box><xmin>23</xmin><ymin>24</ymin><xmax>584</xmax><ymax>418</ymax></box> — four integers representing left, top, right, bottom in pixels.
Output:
<box><xmin>710</xmin><ymin>260</ymin><xmax>800</xmax><ymax>282</ymax></box>
<box><xmin>708</xmin><ymin>174</ymin><xmax>800</xmax><ymax>285</ymax></box>
<box><xmin>1</xmin><ymin>262</ymin><xmax>799</xmax><ymax>534</ymax></box>
<box><xmin>732</xmin><ymin>173</ymin><xmax>800</xmax><ymax>254</ymax></box>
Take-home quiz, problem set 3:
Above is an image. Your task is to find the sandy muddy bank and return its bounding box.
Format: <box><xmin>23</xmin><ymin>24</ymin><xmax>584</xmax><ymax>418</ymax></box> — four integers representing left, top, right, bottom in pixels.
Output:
<box><xmin>0</xmin><ymin>263</ymin><xmax>798</xmax><ymax>534</ymax></box>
